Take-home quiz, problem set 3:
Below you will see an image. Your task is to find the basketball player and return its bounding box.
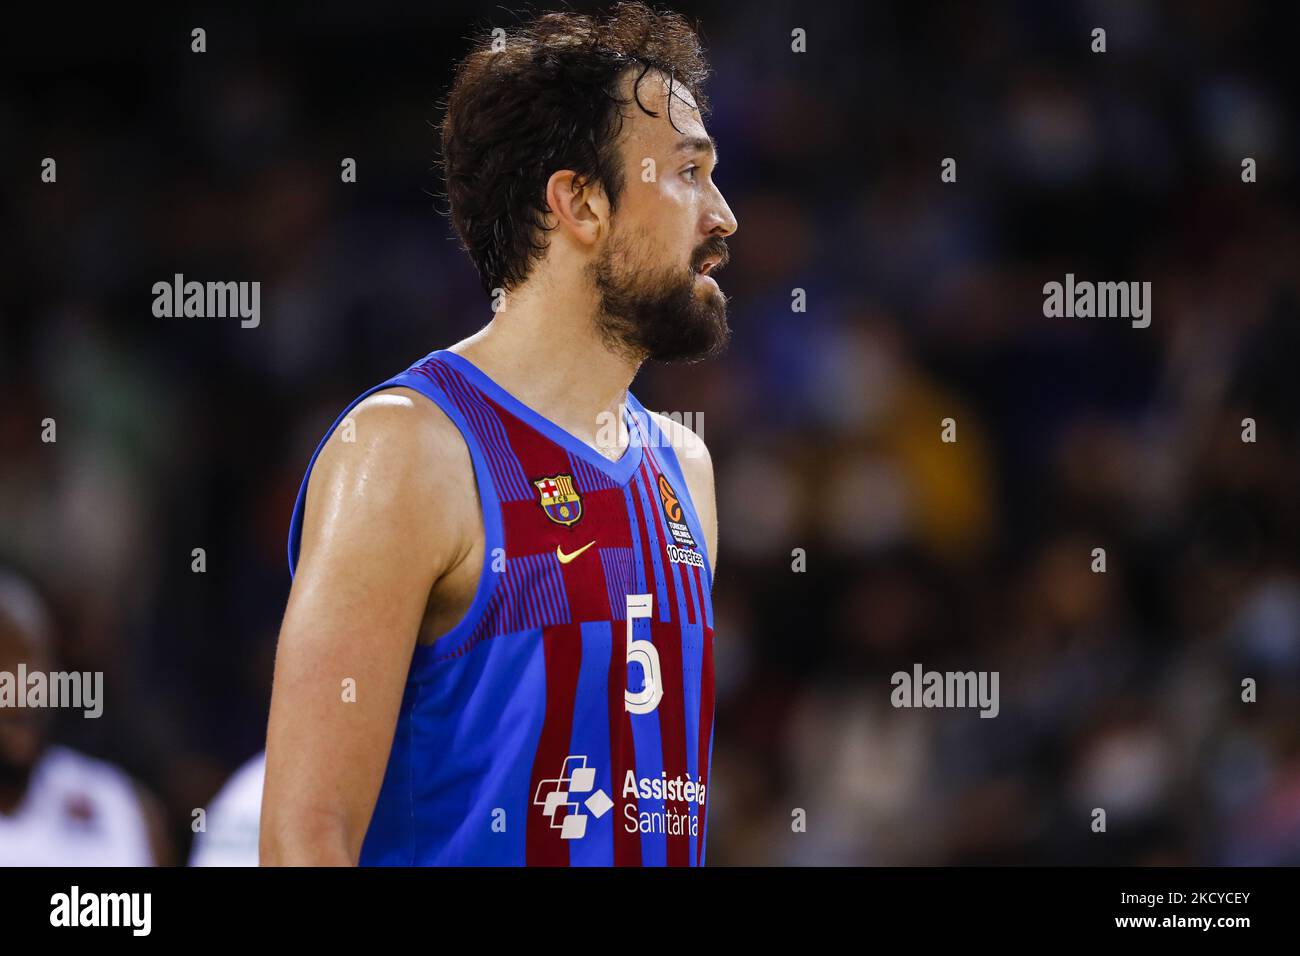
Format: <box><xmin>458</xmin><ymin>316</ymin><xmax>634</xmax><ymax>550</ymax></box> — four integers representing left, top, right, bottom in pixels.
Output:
<box><xmin>0</xmin><ymin>570</ymin><xmax>170</xmax><ymax>866</ymax></box>
<box><xmin>190</xmin><ymin>750</ymin><xmax>264</xmax><ymax>867</ymax></box>
<box><xmin>262</xmin><ymin>3</ymin><xmax>737</xmax><ymax>866</ymax></box>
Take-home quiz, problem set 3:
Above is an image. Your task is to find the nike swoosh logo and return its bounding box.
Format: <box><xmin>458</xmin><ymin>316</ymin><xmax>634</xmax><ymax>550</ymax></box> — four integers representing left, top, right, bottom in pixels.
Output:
<box><xmin>556</xmin><ymin>541</ymin><xmax>597</xmax><ymax>564</ymax></box>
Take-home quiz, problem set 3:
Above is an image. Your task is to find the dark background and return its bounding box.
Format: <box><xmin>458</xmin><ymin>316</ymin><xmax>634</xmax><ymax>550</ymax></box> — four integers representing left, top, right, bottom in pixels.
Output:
<box><xmin>3</xmin><ymin>0</ymin><xmax>1299</xmax><ymax>864</ymax></box>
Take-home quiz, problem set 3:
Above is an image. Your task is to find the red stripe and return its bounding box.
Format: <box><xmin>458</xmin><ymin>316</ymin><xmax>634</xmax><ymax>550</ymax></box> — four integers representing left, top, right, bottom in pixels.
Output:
<box><xmin>525</xmin><ymin>624</ymin><xmax>583</xmax><ymax>866</ymax></box>
<box><xmin>696</xmin><ymin>624</ymin><xmax>715</xmax><ymax>866</ymax></box>
<box><xmin>608</xmin><ymin>617</ymin><xmax>642</xmax><ymax>866</ymax></box>
<box><xmin>651</xmin><ymin>619</ymin><xmax>691</xmax><ymax>866</ymax></box>
<box><xmin>691</xmin><ymin>563</ymin><xmax>707</xmax><ymax>626</ymax></box>
<box><xmin>682</xmin><ymin>551</ymin><xmax>700</xmax><ymax>625</ymax></box>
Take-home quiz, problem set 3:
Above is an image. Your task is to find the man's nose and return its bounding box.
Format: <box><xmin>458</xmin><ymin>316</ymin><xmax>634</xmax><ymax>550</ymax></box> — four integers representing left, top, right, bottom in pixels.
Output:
<box><xmin>708</xmin><ymin>189</ymin><xmax>738</xmax><ymax>237</ymax></box>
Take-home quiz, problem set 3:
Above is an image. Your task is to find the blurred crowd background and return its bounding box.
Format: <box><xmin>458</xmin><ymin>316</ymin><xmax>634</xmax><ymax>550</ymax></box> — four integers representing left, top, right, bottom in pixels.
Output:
<box><xmin>3</xmin><ymin>0</ymin><xmax>1298</xmax><ymax>865</ymax></box>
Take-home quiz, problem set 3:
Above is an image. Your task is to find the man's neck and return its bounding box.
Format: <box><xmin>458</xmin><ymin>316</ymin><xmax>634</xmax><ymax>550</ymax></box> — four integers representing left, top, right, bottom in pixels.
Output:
<box><xmin>449</xmin><ymin>279</ymin><xmax>642</xmax><ymax>460</ymax></box>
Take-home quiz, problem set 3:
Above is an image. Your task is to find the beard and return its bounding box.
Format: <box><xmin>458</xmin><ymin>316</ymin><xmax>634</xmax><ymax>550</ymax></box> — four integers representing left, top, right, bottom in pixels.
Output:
<box><xmin>589</xmin><ymin>229</ymin><xmax>731</xmax><ymax>363</ymax></box>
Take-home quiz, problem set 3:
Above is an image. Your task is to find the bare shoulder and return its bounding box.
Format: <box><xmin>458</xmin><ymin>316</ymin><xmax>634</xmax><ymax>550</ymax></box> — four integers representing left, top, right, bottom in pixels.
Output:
<box><xmin>298</xmin><ymin>385</ymin><xmax>476</xmax><ymax>572</ymax></box>
<box><xmin>648</xmin><ymin>410</ymin><xmax>718</xmax><ymax>574</ymax></box>
<box><xmin>330</xmin><ymin>385</ymin><xmax>466</xmax><ymax>460</ymax></box>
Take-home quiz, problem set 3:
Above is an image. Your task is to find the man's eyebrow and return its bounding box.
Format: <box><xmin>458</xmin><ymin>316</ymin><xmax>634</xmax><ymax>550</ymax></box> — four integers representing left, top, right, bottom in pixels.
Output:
<box><xmin>675</xmin><ymin>135</ymin><xmax>719</xmax><ymax>162</ymax></box>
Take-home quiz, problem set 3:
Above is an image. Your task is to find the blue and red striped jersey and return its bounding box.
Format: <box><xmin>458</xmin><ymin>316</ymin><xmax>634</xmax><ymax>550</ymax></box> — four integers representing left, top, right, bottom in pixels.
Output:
<box><xmin>287</xmin><ymin>349</ymin><xmax>716</xmax><ymax>865</ymax></box>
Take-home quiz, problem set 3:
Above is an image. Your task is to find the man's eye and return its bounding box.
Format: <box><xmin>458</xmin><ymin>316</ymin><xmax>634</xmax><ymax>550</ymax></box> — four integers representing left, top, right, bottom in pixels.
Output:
<box><xmin>682</xmin><ymin>166</ymin><xmax>698</xmax><ymax>182</ymax></box>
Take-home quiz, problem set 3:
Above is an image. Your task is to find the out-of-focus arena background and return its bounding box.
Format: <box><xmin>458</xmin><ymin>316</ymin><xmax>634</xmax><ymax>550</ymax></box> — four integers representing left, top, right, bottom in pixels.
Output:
<box><xmin>2</xmin><ymin>1</ymin><xmax>1298</xmax><ymax>865</ymax></box>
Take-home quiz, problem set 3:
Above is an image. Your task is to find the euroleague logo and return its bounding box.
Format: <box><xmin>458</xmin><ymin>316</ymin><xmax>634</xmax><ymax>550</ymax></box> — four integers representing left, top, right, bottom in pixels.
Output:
<box><xmin>657</xmin><ymin>474</ymin><xmax>684</xmax><ymax>524</ymax></box>
<box><xmin>657</xmin><ymin>474</ymin><xmax>703</xmax><ymax>567</ymax></box>
<box><xmin>650</xmin><ymin>470</ymin><xmax>702</xmax><ymax>554</ymax></box>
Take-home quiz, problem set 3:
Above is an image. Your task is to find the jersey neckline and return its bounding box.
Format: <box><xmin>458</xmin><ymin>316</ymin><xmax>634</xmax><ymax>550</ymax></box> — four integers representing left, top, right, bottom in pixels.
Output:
<box><xmin>433</xmin><ymin>349</ymin><xmax>647</xmax><ymax>486</ymax></box>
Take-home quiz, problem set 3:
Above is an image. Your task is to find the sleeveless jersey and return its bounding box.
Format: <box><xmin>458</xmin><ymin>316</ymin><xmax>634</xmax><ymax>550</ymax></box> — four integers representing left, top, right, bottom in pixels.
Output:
<box><xmin>287</xmin><ymin>349</ymin><xmax>716</xmax><ymax>866</ymax></box>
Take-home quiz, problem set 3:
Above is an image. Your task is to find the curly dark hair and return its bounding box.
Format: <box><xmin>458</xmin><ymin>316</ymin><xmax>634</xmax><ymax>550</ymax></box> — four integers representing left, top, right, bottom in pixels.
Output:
<box><xmin>440</xmin><ymin>3</ymin><xmax>711</xmax><ymax>294</ymax></box>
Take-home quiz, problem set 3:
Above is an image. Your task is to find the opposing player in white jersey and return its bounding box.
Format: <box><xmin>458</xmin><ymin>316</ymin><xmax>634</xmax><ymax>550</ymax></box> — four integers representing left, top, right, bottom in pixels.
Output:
<box><xmin>0</xmin><ymin>570</ymin><xmax>170</xmax><ymax>866</ymax></box>
<box><xmin>190</xmin><ymin>751</ymin><xmax>264</xmax><ymax>866</ymax></box>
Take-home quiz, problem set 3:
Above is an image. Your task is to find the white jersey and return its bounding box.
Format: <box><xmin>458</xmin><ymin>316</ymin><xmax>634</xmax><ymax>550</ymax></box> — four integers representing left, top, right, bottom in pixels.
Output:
<box><xmin>0</xmin><ymin>745</ymin><xmax>152</xmax><ymax>866</ymax></box>
<box><xmin>189</xmin><ymin>751</ymin><xmax>264</xmax><ymax>867</ymax></box>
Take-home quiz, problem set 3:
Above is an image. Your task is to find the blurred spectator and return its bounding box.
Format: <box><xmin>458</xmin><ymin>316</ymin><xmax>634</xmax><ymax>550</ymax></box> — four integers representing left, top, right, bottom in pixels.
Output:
<box><xmin>0</xmin><ymin>570</ymin><xmax>171</xmax><ymax>865</ymax></box>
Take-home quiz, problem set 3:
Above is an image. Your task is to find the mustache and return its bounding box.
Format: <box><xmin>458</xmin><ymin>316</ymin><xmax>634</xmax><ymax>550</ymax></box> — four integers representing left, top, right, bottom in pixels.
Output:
<box><xmin>692</xmin><ymin>238</ymin><xmax>730</xmax><ymax>273</ymax></box>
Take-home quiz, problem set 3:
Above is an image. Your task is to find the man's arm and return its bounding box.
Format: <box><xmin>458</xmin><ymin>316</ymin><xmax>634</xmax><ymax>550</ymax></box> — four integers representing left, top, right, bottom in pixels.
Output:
<box><xmin>260</xmin><ymin>388</ymin><xmax>473</xmax><ymax>865</ymax></box>
<box><xmin>650</xmin><ymin>412</ymin><xmax>717</xmax><ymax>578</ymax></box>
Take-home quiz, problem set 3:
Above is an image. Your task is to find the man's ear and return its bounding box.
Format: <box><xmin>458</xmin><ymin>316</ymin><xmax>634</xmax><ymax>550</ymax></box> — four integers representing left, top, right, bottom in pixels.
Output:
<box><xmin>545</xmin><ymin>170</ymin><xmax>609</xmax><ymax>248</ymax></box>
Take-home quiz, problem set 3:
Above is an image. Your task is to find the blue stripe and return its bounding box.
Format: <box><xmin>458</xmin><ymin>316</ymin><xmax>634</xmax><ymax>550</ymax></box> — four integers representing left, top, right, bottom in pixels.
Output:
<box><xmin>567</xmin><ymin>622</ymin><xmax>615</xmax><ymax>866</ymax></box>
<box><xmin>628</xmin><ymin>657</ymin><xmax>667</xmax><ymax>867</ymax></box>
<box><xmin>361</xmin><ymin>627</ymin><xmax>548</xmax><ymax>865</ymax></box>
<box><xmin>681</xmin><ymin>623</ymin><xmax>704</xmax><ymax>866</ymax></box>
<box><xmin>700</xmin><ymin>716</ymin><xmax>715</xmax><ymax>866</ymax></box>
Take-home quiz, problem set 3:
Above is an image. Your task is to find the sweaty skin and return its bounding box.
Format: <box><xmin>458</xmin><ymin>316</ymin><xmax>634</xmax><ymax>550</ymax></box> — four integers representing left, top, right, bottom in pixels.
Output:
<box><xmin>261</xmin><ymin>69</ymin><xmax>731</xmax><ymax>865</ymax></box>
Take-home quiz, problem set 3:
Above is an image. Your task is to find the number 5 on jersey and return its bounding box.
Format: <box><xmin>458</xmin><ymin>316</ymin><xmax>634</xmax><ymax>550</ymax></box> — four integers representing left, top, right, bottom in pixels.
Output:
<box><xmin>624</xmin><ymin>593</ymin><xmax>662</xmax><ymax>714</ymax></box>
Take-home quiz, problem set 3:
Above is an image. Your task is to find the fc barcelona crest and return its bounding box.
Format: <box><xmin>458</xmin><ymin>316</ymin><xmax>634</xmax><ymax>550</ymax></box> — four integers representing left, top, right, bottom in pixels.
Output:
<box><xmin>534</xmin><ymin>474</ymin><xmax>583</xmax><ymax>527</ymax></box>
